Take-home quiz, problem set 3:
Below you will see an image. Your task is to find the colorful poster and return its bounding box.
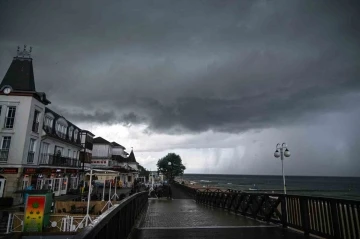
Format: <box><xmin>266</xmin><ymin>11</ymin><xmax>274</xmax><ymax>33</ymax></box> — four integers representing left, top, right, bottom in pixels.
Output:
<box><xmin>23</xmin><ymin>195</ymin><xmax>46</xmax><ymax>232</ymax></box>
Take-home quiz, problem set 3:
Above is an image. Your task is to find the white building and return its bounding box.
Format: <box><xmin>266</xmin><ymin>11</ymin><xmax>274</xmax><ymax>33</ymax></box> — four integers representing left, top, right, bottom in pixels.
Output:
<box><xmin>92</xmin><ymin>137</ymin><xmax>139</xmax><ymax>187</ymax></box>
<box><xmin>0</xmin><ymin>46</ymin><xmax>94</xmax><ymax>202</ymax></box>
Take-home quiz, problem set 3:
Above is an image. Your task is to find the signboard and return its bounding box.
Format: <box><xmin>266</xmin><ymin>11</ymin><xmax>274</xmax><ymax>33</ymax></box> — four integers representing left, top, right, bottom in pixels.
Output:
<box><xmin>23</xmin><ymin>168</ymin><xmax>66</xmax><ymax>174</ymax></box>
<box><xmin>23</xmin><ymin>168</ymin><xmax>39</xmax><ymax>174</ymax></box>
<box><xmin>23</xmin><ymin>196</ymin><xmax>46</xmax><ymax>232</ymax></box>
<box><xmin>0</xmin><ymin>168</ymin><xmax>18</xmax><ymax>174</ymax></box>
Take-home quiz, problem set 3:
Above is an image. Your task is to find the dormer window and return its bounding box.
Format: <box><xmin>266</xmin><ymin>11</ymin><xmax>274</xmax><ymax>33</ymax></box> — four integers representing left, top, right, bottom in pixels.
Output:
<box><xmin>44</xmin><ymin>116</ymin><xmax>53</xmax><ymax>127</ymax></box>
<box><xmin>68</xmin><ymin>126</ymin><xmax>74</xmax><ymax>140</ymax></box>
<box><xmin>44</xmin><ymin>113</ymin><xmax>54</xmax><ymax>133</ymax></box>
<box><xmin>55</xmin><ymin>118</ymin><xmax>68</xmax><ymax>139</ymax></box>
<box><xmin>74</xmin><ymin>129</ymin><xmax>78</xmax><ymax>141</ymax></box>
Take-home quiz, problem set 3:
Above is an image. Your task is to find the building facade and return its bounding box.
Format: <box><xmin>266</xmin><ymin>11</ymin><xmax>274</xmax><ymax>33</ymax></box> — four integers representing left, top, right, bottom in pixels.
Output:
<box><xmin>0</xmin><ymin>47</ymin><xmax>94</xmax><ymax>202</ymax></box>
<box><xmin>92</xmin><ymin>137</ymin><xmax>139</xmax><ymax>187</ymax></box>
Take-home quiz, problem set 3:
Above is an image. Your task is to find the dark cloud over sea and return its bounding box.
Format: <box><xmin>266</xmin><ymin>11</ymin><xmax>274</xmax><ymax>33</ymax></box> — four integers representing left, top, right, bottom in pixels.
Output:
<box><xmin>1</xmin><ymin>0</ymin><xmax>360</xmax><ymax>175</ymax></box>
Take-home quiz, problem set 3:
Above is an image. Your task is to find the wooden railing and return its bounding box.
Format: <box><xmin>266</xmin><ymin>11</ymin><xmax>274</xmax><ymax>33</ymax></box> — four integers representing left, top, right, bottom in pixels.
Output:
<box><xmin>72</xmin><ymin>191</ymin><xmax>148</xmax><ymax>239</ymax></box>
<box><xmin>196</xmin><ymin>190</ymin><xmax>360</xmax><ymax>239</ymax></box>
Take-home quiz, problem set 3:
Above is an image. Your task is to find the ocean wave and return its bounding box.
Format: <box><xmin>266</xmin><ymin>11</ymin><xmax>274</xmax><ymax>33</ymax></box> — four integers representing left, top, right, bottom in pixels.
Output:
<box><xmin>200</xmin><ymin>180</ymin><xmax>212</xmax><ymax>183</ymax></box>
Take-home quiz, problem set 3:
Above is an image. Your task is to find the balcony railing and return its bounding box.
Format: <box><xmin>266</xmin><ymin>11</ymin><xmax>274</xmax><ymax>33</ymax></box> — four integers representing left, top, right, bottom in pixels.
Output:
<box><xmin>0</xmin><ymin>149</ymin><xmax>9</xmax><ymax>163</ymax></box>
<box><xmin>32</xmin><ymin>122</ymin><xmax>39</xmax><ymax>133</ymax></box>
<box><xmin>27</xmin><ymin>151</ymin><xmax>35</xmax><ymax>164</ymax></box>
<box><xmin>194</xmin><ymin>188</ymin><xmax>360</xmax><ymax>239</ymax></box>
<box><xmin>39</xmin><ymin>153</ymin><xmax>81</xmax><ymax>168</ymax></box>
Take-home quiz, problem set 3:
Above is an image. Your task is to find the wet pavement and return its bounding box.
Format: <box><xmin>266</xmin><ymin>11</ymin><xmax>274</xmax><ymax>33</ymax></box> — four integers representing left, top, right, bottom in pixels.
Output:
<box><xmin>129</xmin><ymin>185</ymin><xmax>310</xmax><ymax>238</ymax></box>
<box><xmin>133</xmin><ymin>227</ymin><xmax>308</xmax><ymax>239</ymax></box>
<box><xmin>140</xmin><ymin>199</ymin><xmax>261</xmax><ymax>228</ymax></box>
<box><xmin>133</xmin><ymin>198</ymin><xmax>308</xmax><ymax>238</ymax></box>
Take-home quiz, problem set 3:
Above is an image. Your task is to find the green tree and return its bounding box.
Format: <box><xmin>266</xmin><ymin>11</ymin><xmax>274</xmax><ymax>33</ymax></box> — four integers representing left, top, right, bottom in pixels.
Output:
<box><xmin>157</xmin><ymin>153</ymin><xmax>186</xmax><ymax>182</ymax></box>
<box><xmin>137</xmin><ymin>163</ymin><xmax>150</xmax><ymax>181</ymax></box>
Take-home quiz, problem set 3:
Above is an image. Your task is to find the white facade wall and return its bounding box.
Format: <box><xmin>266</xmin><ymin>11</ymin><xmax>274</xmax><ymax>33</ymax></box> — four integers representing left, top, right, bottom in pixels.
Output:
<box><xmin>112</xmin><ymin>147</ymin><xmax>127</xmax><ymax>157</ymax></box>
<box><xmin>0</xmin><ymin>95</ymin><xmax>45</xmax><ymax>166</ymax></box>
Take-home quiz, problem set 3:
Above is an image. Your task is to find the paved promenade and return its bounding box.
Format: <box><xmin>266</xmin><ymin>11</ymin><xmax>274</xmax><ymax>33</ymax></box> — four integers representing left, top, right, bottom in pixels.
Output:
<box><xmin>131</xmin><ymin>186</ymin><xmax>308</xmax><ymax>239</ymax></box>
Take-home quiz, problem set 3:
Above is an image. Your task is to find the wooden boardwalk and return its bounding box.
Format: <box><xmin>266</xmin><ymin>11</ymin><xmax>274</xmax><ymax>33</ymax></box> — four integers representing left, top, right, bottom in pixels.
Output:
<box><xmin>131</xmin><ymin>186</ymin><xmax>309</xmax><ymax>239</ymax></box>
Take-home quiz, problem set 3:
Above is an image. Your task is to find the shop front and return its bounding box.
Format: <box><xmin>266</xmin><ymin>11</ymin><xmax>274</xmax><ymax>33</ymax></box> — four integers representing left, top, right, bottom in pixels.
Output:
<box><xmin>23</xmin><ymin>168</ymin><xmax>80</xmax><ymax>196</ymax></box>
<box><xmin>0</xmin><ymin>167</ymin><xmax>20</xmax><ymax>198</ymax></box>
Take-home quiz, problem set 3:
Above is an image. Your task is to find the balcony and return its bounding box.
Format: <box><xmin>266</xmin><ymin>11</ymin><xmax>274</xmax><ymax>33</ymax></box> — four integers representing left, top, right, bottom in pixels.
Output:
<box><xmin>0</xmin><ymin>149</ymin><xmax>9</xmax><ymax>163</ymax></box>
<box><xmin>27</xmin><ymin>151</ymin><xmax>35</xmax><ymax>164</ymax></box>
<box><xmin>39</xmin><ymin>153</ymin><xmax>81</xmax><ymax>168</ymax></box>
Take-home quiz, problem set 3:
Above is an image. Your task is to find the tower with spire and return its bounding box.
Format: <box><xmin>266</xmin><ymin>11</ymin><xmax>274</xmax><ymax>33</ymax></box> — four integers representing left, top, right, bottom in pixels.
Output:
<box><xmin>0</xmin><ymin>47</ymin><xmax>94</xmax><ymax>201</ymax></box>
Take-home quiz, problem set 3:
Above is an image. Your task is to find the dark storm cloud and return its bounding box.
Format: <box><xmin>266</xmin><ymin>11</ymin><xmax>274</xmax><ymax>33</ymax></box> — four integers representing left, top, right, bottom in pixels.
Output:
<box><xmin>51</xmin><ymin>105</ymin><xmax>144</xmax><ymax>126</ymax></box>
<box><xmin>1</xmin><ymin>0</ymin><xmax>360</xmax><ymax>133</ymax></box>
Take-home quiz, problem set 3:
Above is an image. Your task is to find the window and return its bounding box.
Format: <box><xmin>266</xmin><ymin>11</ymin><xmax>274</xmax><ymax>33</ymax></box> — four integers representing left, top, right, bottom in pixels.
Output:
<box><xmin>68</xmin><ymin>127</ymin><xmax>74</xmax><ymax>140</ymax></box>
<box><xmin>32</xmin><ymin>110</ymin><xmax>40</xmax><ymax>133</ymax></box>
<box><xmin>4</xmin><ymin>106</ymin><xmax>16</xmax><ymax>129</ymax></box>
<box><xmin>44</xmin><ymin>116</ymin><xmax>53</xmax><ymax>127</ymax></box>
<box><xmin>27</xmin><ymin>139</ymin><xmax>36</xmax><ymax>164</ymax></box>
<box><xmin>74</xmin><ymin>129</ymin><xmax>78</xmax><ymax>141</ymax></box>
<box><xmin>0</xmin><ymin>136</ymin><xmax>11</xmax><ymax>162</ymax></box>
<box><xmin>56</xmin><ymin>123</ymin><xmax>67</xmax><ymax>139</ymax></box>
<box><xmin>73</xmin><ymin>151</ymin><xmax>76</xmax><ymax>159</ymax></box>
<box><xmin>40</xmin><ymin>142</ymin><xmax>49</xmax><ymax>164</ymax></box>
<box><xmin>68</xmin><ymin>149</ymin><xmax>71</xmax><ymax>157</ymax></box>
<box><xmin>0</xmin><ymin>106</ymin><xmax>2</xmax><ymax>116</ymax></box>
<box><xmin>55</xmin><ymin>146</ymin><xmax>63</xmax><ymax>156</ymax></box>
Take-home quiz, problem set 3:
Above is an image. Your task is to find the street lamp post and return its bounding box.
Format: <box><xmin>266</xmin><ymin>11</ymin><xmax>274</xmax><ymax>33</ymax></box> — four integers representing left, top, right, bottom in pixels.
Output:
<box><xmin>274</xmin><ymin>143</ymin><xmax>291</xmax><ymax>194</ymax></box>
<box><xmin>168</xmin><ymin>162</ymin><xmax>173</xmax><ymax>183</ymax></box>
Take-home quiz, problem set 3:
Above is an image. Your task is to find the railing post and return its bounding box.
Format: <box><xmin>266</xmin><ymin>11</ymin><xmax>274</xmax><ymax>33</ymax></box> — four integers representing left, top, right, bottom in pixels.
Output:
<box><xmin>330</xmin><ymin>199</ymin><xmax>340</xmax><ymax>239</ymax></box>
<box><xmin>281</xmin><ymin>195</ymin><xmax>288</xmax><ymax>228</ymax></box>
<box><xmin>300</xmin><ymin>197</ymin><xmax>310</xmax><ymax>236</ymax></box>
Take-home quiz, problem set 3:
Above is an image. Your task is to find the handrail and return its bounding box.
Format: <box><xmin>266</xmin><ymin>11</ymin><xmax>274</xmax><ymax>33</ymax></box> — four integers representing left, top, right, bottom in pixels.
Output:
<box><xmin>72</xmin><ymin>191</ymin><xmax>148</xmax><ymax>239</ymax></box>
<box><xmin>196</xmin><ymin>190</ymin><xmax>360</xmax><ymax>239</ymax></box>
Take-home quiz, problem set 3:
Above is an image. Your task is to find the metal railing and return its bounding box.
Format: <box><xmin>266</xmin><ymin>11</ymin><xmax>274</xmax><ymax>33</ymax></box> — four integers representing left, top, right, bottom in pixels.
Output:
<box><xmin>39</xmin><ymin>153</ymin><xmax>81</xmax><ymax>167</ymax></box>
<box><xmin>73</xmin><ymin>191</ymin><xmax>148</xmax><ymax>239</ymax></box>
<box><xmin>0</xmin><ymin>149</ymin><xmax>9</xmax><ymax>162</ymax></box>
<box><xmin>196</xmin><ymin>190</ymin><xmax>360</xmax><ymax>239</ymax></box>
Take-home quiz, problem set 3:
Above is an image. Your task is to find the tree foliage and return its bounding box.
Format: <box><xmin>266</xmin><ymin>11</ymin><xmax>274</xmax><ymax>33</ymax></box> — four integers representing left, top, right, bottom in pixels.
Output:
<box><xmin>137</xmin><ymin>163</ymin><xmax>150</xmax><ymax>180</ymax></box>
<box><xmin>157</xmin><ymin>153</ymin><xmax>186</xmax><ymax>181</ymax></box>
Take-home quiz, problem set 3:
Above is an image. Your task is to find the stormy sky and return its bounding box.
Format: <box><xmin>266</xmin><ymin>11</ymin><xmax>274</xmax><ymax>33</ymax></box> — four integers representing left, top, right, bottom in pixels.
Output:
<box><xmin>1</xmin><ymin>0</ymin><xmax>360</xmax><ymax>176</ymax></box>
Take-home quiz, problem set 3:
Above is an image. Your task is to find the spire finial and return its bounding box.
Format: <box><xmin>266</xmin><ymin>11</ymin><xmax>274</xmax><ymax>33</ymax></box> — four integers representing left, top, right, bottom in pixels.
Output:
<box><xmin>16</xmin><ymin>45</ymin><xmax>32</xmax><ymax>58</ymax></box>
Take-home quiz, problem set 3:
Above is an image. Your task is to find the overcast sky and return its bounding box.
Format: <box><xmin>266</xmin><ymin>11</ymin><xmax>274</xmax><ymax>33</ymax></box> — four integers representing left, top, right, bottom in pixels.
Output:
<box><xmin>1</xmin><ymin>0</ymin><xmax>360</xmax><ymax>176</ymax></box>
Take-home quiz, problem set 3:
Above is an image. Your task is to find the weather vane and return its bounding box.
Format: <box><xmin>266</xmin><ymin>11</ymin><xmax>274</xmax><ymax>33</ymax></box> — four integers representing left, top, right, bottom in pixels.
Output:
<box><xmin>16</xmin><ymin>45</ymin><xmax>32</xmax><ymax>58</ymax></box>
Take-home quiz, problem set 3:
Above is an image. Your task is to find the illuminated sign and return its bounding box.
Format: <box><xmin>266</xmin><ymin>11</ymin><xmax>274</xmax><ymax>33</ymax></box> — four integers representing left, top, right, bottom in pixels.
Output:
<box><xmin>0</xmin><ymin>168</ymin><xmax>18</xmax><ymax>174</ymax></box>
<box><xmin>23</xmin><ymin>196</ymin><xmax>46</xmax><ymax>232</ymax></box>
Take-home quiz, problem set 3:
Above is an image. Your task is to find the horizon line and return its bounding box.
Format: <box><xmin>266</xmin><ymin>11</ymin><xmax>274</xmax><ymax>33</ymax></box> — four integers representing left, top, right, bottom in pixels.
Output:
<box><xmin>181</xmin><ymin>173</ymin><xmax>360</xmax><ymax>178</ymax></box>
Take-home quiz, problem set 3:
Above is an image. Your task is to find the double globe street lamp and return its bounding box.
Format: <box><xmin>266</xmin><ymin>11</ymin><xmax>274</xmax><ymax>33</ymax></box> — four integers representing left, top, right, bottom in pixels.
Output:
<box><xmin>274</xmin><ymin>143</ymin><xmax>291</xmax><ymax>194</ymax></box>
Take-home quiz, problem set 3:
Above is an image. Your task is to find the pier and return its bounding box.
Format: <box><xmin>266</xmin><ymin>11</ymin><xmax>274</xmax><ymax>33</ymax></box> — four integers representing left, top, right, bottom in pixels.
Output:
<box><xmin>71</xmin><ymin>183</ymin><xmax>360</xmax><ymax>239</ymax></box>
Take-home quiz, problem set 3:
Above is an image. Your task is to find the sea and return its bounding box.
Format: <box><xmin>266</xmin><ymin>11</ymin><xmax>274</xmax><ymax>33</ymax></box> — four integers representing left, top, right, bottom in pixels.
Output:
<box><xmin>180</xmin><ymin>174</ymin><xmax>360</xmax><ymax>200</ymax></box>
